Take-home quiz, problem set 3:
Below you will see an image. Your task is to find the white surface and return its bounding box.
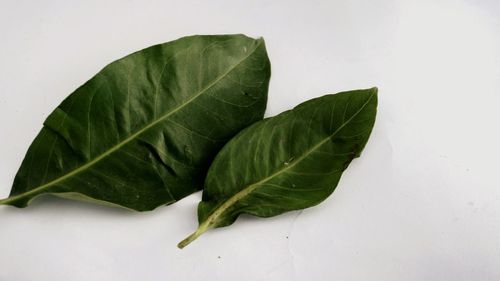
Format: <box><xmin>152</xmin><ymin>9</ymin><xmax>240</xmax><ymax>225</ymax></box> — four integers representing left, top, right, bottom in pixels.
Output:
<box><xmin>1</xmin><ymin>0</ymin><xmax>499</xmax><ymax>280</ymax></box>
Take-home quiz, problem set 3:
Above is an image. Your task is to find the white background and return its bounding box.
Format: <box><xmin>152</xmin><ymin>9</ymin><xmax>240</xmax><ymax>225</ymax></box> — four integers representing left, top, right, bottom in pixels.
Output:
<box><xmin>1</xmin><ymin>0</ymin><xmax>499</xmax><ymax>280</ymax></box>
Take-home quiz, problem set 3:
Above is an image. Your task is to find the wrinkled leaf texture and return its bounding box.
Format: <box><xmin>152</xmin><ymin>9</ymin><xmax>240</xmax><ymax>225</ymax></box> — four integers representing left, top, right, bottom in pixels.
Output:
<box><xmin>0</xmin><ymin>34</ymin><xmax>271</xmax><ymax>211</ymax></box>
<box><xmin>179</xmin><ymin>88</ymin><xmax>377</xmax><ymax>248</ymax></box>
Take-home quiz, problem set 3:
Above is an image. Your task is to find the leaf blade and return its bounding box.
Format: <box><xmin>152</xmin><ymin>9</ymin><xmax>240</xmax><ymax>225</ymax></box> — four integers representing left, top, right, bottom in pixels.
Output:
<box><xmin>179</xmin><ymin>88</ymin><xmax>377</xmax><ymax>247</ymax></box>
<box><xmin>1</xmin><ymin>34</ymin><xmax>271</xmax><ymax>211</ymax></box>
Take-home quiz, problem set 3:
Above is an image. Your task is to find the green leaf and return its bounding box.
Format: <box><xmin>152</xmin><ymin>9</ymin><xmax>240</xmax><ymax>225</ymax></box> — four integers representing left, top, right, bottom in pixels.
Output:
<box><xmin>178</xmin><ymin>88</ymin><xmax>377</xmax><ymax>248</ymax></box>
<box><xmin>0</xmin><ymin>34</ymin><xmax>271</xmax><ymax>211</ymax></box>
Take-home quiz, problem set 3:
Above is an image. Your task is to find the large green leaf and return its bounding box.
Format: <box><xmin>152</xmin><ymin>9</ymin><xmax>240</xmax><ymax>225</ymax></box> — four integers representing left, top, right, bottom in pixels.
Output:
<box><xmin>178</xmin><ymin>88</ymin><xmax>377</xmax><ymax>248</ymax></box>
<box><xmin>0</xmin><ymin>34</ymin><xmax>271</xmax><ymax>211</ymax></box>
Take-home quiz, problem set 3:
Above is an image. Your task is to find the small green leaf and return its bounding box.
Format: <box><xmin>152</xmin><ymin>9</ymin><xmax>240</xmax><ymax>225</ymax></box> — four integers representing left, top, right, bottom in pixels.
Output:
<box><xmin>0</xmin><ymin>34</ymin><xmax>271</xmax><ymax>211</ymax></box>
<box><xmin>178</xmin><ymin>88</ymin><xmax>377</xmax><ymax>248</ymax></box>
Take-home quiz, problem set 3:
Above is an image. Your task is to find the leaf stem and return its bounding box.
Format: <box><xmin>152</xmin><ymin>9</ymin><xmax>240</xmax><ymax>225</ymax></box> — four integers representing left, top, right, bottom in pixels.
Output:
<box><xmin>0</xmin><ymin>196</ymin><xmax>15</xmax><ymax>205</ymax></box>
<box><xmin>177</xmin><ymin>222</ymin><xmax>212</xmax><ymax>249</ymax></box>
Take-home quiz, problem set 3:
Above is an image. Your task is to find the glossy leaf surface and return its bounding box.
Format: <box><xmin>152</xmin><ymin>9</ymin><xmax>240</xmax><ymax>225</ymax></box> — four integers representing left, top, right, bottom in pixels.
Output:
<box><xmin>0</xmin><ymin>34</ymin><xmax>270</xmax><ymax>211</ymax></box>
<box><xmin>179</xmin><ymin>88</ymin><xmax>377</xmax><ymax>247</ymax></box>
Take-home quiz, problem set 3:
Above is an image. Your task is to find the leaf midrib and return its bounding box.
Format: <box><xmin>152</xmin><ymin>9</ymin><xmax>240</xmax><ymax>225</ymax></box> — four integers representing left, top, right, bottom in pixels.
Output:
<box><xmin>201</xmin><ymin>92</ymin><xmax>375</xmax><ymax>228</ymax></box>
<box><xmin>1</xmin><ymin>39</ymin><xmax>262</xmax><ymax>204</ymax></box>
